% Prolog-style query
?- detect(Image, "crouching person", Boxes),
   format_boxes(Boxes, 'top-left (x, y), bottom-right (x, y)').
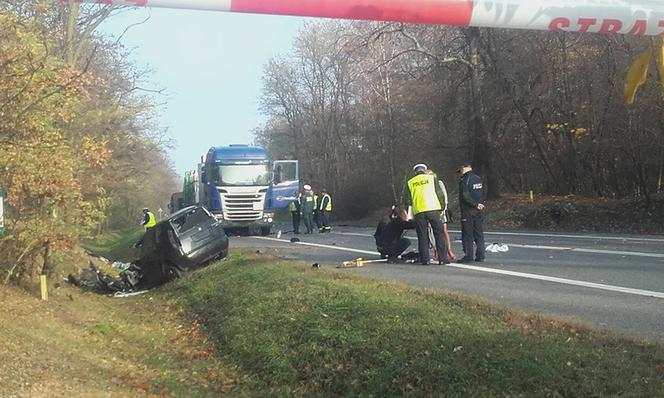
top-left (373, 206), bottom-right (415, 262)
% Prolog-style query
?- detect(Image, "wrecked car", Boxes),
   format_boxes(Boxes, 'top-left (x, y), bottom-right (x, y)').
top-left (71, 205), bottom-right (229, 293)
top-left (134, 205), bottom-right (229, 287)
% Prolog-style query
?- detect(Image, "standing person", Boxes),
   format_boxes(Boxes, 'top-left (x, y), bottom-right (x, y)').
top-left (301, 185), bottom-right (316, 234)
top-left (313, 190), bottom-right (323, 231)
top-left (436, 175), bottom-right (457, 262)
top-left (374, 206), bottom-right (415, 262)
top-left (457, 164), bottom-right (486, 263)
top-left (290, 192), bottom-right (302, 234)
top-left (141, 208), bottom-right (156, 230)
top-left (404, 164), bottom-right (450, 265)
top-left (318, 189), bottom-right (332, 232)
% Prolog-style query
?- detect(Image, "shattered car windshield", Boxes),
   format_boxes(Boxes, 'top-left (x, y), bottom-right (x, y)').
top-left (171, 207), bottom-right (212, 233)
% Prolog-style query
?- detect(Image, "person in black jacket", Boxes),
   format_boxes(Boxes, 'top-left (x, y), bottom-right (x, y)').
top-left (374, 206), bottom-right (416, 262)
top-left (457, 164), bottom-right (486, 263)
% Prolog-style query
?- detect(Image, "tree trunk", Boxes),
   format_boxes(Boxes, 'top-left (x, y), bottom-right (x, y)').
top-left (465, 28), bottom-right (500, 200)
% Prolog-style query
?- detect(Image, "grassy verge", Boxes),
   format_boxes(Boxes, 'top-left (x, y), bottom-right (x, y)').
top-left (82, 227), bottom-right (144, 261)
top-left (0, 282), bottom-right (245, 397)
top-left (172, 251), bottom-right (664, 397)
top-left (5, 244), bottom-right (662, 396)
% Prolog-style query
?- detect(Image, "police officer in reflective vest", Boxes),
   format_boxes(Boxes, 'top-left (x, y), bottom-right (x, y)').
top-left (290, 192), bottom-right (302, 234)
top-left (404, 164), bottom-right (450, 265)
top-left (142, 208), bottom-right (156, 230)
top-left (318, 189), bottom-right (332, 232)
top-left (457, 163), bottom-right (486, 263)
top-left (313, 192), bottom-right (323, 230)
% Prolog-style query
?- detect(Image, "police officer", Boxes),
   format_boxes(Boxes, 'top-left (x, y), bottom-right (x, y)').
top-left (318, 189), bottom-right (332, 232)
top-left (457, 164), bottom-right (486, 263)
top-left (313, 190), bottom-right (323, 231)
top-left (290, 192), bottom-right (302, 234)
top-left (404, 164), bottom-right (450, 265)
top-left (141, 208), bottom-right (156, 230)
top-left (301, 185), bottom-right (316, 234)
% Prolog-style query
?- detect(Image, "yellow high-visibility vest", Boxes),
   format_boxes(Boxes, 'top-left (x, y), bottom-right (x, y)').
top-left (289, 200), bottom-right (298, 212)
top-left (144, 211), bottom-right (157, 229)
top-left (407, 173), bottom-right (442, 215)
top-left (321, 193), bottom-right (332, 211)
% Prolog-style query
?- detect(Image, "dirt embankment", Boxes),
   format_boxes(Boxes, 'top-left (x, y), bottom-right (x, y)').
top-left (342, 193), bottom-right (664, 235)
top-left (486, 193), bottom-right (664, 234)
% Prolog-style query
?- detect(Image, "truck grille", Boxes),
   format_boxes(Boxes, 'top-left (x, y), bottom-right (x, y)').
top-left (219, 189), bottom-right (266, 221)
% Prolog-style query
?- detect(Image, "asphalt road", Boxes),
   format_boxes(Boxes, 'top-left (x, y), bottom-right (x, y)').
top-left (230, 225), bottom-right (664, 342)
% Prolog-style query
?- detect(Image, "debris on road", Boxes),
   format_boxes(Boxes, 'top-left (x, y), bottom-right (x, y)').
top-left (337, 258), bottom-right (387, 268)
top-left (112, 290), bottom-right (149, 298)
top-left (111, 261), bottom-right (129, 270)
top-left (486, 243), bottom-right (509, 253)
top-left (67, 261), bottom-right (144, 294)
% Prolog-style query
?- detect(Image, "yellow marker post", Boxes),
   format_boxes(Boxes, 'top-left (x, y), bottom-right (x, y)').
top-left (529, 190), bottom-right (534, 203)
top-left (40, 275), bottom-right (48, 301)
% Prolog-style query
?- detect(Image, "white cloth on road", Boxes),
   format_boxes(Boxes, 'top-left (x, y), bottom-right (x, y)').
top-left (486, 243), bottom-right (509, 253)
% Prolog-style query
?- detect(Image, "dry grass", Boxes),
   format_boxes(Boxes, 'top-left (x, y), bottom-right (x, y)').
top-left (0, 282), bottom-right (243, 397)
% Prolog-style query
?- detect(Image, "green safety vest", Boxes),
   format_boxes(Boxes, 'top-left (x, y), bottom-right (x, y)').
top-left (321, 193), bottom-right (332, 211)
top-left (289, 200), bottom-right (298, 212)
top-left (407, 173), bottom-right (442, 215)
top-left (145, 211), bottom-right (157, 229)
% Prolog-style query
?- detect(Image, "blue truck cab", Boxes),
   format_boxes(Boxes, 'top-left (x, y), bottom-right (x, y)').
top-left (193, 145), bottom-right (298, 235)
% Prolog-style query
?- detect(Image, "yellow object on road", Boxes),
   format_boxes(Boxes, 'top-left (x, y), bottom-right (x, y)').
top-left (337, 257), bottom-right (387, 268)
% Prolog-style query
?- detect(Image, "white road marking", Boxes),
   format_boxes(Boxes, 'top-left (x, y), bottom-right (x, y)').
top-left (508, 243), bottom-right (664, 258)
top-left (333, 232), bottom-right (664, 259)
top-left (255, 236), bottom-right (380, 256)
top-left (337, 230), bottom-right (664, 243)
top-left (251, 236), bottom-right (664, 299)
top-left (450, 230), bottom-right (664, 243)
top-left (449, 263), bottom-right (664, 299)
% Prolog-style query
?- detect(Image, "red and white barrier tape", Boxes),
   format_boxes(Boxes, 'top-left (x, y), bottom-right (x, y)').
top-left (78, 0), bottom-right (664, 35)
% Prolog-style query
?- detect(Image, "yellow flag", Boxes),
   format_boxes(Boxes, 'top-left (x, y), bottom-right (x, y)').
top-left (624, 47), bottom-right (652, 104)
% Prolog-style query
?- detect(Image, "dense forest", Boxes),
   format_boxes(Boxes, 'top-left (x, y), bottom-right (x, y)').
top-left (0, 1), bottom-right (178, 283)
top-left (255, 21), bottom-right (664, 217)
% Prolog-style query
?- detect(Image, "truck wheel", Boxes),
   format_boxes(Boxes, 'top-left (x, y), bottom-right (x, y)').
top-left (260, 227), bottom-right (271, 236)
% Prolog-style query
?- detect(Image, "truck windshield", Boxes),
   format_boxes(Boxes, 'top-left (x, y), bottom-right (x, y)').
top-left (217, 164), bottom-right (271, 186)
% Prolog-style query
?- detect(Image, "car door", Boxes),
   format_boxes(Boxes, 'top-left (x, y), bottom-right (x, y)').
top-left (268, 160), bottom-right (299, 209)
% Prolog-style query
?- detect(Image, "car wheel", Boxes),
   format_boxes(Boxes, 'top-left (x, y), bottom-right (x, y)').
top-left (165, 263), bottom-right (183, 281)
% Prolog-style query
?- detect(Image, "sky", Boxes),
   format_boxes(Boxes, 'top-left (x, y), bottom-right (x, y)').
top-left (100, 7), bottom-right (306, 178)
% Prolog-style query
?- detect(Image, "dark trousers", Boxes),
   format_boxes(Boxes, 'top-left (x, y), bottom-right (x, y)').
top-left (414, 211), bottom-right (448, 264)
top-left (321, 211), bottom-right (330, 228)
top-left (291, 211), bottom-right (301, 233)
top-left (461, 211), bottom-right (485, 260)
top-left (314, 211), bottom-right (323, 229)
top-left (377, 237), bottom-right (410, 258)
top-left (303, 210), bottom-right (314, 233)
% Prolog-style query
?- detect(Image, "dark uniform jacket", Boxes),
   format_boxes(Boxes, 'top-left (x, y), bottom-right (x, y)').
top-left (374, 217), bottom-right (415, 247)
top-left (459, 171), bottom-right (485, 214)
